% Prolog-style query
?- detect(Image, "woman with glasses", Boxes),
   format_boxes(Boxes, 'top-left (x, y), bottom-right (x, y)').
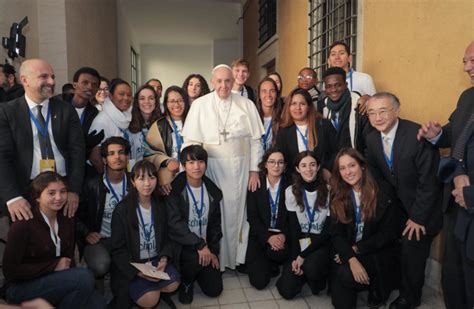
top-left (276, 88), bottom-right (335, 179)
top-left (329, 148), bottom-right (401, 309)
top-left (126, 85), bottom-right (161, 166)
top-left (276, 151), bottom-right (331, 299)
top-left (182, 74), bottom-right (210, 104)
top-left (256, 77), bottom-right (282, 152)
top-left (94, 76), bottom-right (110, 111)
top-left (145, 86), bottom-right (190, 194)
top-left (246, 147), bottom-right (289, 290)
top-left (111, 161), bottom-right (180, 309)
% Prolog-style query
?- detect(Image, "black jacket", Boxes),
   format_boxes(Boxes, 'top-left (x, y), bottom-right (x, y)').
top-left (156, 116), bottom-right (174, 157)
top-left (330, 191), bottom-right (401, 263)
top-left (0, 96), bottom-right (85, 210)
top-left (247, 174), bottom-right (289, 248)
top-left (276, 118), bottom-right (336, 177)
top-left (166, 172), bottom-right (223, 255)
top-left (365, 118), bottom-right (443, 234)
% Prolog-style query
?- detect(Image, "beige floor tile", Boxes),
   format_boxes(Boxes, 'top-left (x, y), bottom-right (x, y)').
top-left (248, 300), bottom-right (279, 309)
top-left (189, 292), bottom-right (219, 307)
top-left (277, 298), bottom-right (310, 309)
top-left (243, 287), bottom-right (274, 302)
top-left (223, 276), bottom-right (242, 290)
top-left (238, 274), bottom-right (252, 288)
top-left (218, 289), bottom-right (247, 305)
top-left (270, 285), bottom-right (282, 300)
top-left (220, 303), bottom-right (250, 309)
top-left (304, 294), bottom-right (332, 309)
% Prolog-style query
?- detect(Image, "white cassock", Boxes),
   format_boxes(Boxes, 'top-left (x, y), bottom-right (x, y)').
top-left (182, 92), bottom-right (264, 270)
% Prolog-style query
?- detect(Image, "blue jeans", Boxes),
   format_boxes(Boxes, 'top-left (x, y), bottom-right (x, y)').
top-left (6, 267), bottom-right (105, 309)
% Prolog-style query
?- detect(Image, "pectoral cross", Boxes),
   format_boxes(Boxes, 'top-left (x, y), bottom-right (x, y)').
top-left (220, 128), bottom-right (229, 141)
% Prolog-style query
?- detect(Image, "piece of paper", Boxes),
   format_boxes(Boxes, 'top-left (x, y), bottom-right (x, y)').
top-left (299, 237), bottom-right (311, 251)
top-left (131, 263), bottom-right (170, 280)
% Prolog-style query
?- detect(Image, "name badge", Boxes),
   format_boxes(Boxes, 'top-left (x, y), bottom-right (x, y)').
top-left (299, 237), bottom-right (311, 252)
top-left (40, 159), bottom-right (56, 173)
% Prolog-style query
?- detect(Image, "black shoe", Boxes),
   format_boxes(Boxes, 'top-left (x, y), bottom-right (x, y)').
top-left (367, 288), bottom-right (384, 308)
top-left (178, 282), bottom-right (194, 304)
top-left (389, 296), bottom-right (415, 309)
top-left (236, 264), bottom-right (247, 274)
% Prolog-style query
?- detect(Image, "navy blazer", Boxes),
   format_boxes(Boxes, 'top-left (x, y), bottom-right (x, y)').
top-left (0, 96), bottom-right (85, 209)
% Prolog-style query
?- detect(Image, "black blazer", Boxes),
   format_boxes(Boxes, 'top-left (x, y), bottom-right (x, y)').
top-left (275, 118), bottom-right (336, 178)
top-left (365, 118), bottom-right (443, 234)
top-left (0, 96), bottom-right (85, 209)
top-left (244, 84), bottom-right (257, 104)
top-left (330, 191), bottom-right (401, 263)
top-left (165, 172), bottom-right (223, 256)
top-left (438, 87), bottom-right (474, 212)
top-left (246, 175), bottom-right (289, 248)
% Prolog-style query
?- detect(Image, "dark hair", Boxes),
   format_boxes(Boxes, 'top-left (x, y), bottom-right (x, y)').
top-left (180, 145), bottom-right (208, 166)
top-left (62, 83), bottom-right (74, 93)
top-left (99, 76), bottom-right (110, 85)
top-left (2, 63), bottom-right (16, 75)
top-left (100, 136), bottom-right (131, 158)
top-left (109, 78), bottom-right (131, 95)
top-left (329, 41), bottom-right (351, 55)
top-left (268, 71), bottom-right (283, 94)
top-left (182, 74), bottom-right (210, 100)
top-left (280, 88), bottom-right (321, 150)
top-left (257, 77), bottom-right (282, 144)
top-left (72, 67), bottom-right (100, 83)
top-left (126, 160), bottom-right (160, 229)
top-left (129, 85), bottom-right (161, 133)
top-left (322, 67), bottom-right (346, 80)
top-left (257, 147), bottom-right (285, 177)
top-left (330, 148), bottom-right (377, 224)
top-left (29, 172), bottom-right (67, 208)
top-left (291, 151), bottom-right (328, 212)
top-left (163, 86), bottom-right (190, 123)
top-left (298, 67), bottom-right (317, 79)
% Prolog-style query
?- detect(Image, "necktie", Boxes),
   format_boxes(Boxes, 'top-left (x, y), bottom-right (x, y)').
top-left (37, 105), bottom-right (55, 160)
top-left (452, 113), bottom-right (474, 161)
top-left (383, 136), bottom-right (392, 160)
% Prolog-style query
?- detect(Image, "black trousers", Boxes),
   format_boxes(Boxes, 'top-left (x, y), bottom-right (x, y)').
top-left (246, 236), bottom-right (288, 290)
top-left (276, 246), bottom-right (330, 300)
top-left (180, 246), bottom-right (223, 297)
top-left (441, 204), bottom-right (474, 309)
top-left (330, 254), bottom-right (378, 309)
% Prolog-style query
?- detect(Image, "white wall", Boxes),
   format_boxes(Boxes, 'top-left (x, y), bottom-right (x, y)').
top-left (116, 4), bottom-right (140, 83)
top-left (212, 39), bottom-right (240, 67)
top-left (140, 44), bottom-right (213, 91)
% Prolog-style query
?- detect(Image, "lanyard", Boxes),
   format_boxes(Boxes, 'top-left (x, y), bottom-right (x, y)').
top-left (186, 183), bottom-right (205, 236)
top-left (40, 211), bottom-right (61, 257)
top-left (120, 128), bottom-right (130, 141)
top-left (348, 68), bottom-right (353, 92)
top-left (262, 120), bottom-right (272, 151)
top-left (136, 205), bottom-right (155, 256)
top-left (268, 178), bottom-right (282, 229)
top-left (331, 113), bottom-right (340, 131)
top-left (296, 126), bottom-right (309, 150)
top-left (170, 117), bottom-right (183, 161)
top-left (351, 190), bottom-right (362, 237)
top-left (381, 136), bottom-right (394, 170)
top-left (80, 110), bottom-right (86, 125)
top-left (104, 172), bottom-right (126, 204)
top-left (303, 191), bottom-right (317, 234)
top-left (28, 106), bottom-right (51, 138)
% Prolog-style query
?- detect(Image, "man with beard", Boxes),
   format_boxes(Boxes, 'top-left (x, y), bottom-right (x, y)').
top-left (318, 67), bottom-right (371, 155)
top-left (0, 59), bottom-right (85, 221)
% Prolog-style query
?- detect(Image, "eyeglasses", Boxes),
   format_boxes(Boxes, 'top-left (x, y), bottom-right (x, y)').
top-left (367, 108), bottom-right (395, 118)
top-left (167, 99), bottom-right (184, 105)
top-left (297, 75), bottom-right (314, 81)
top-left (267, 160), bottom-right (285, 167)
top-left (98, 87), bottom-right (109, 93)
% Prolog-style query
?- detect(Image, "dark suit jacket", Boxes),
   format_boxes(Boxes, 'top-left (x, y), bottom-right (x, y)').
top-left (365, 118), bottom-right (443, 234)
top-left (0, 96), bottom-right (85, 210)
top-left (244, 84), bottom-right (257, 104)
top-left (438, 87), bottom-right (474, 211)
top-left (453, 120), bottom-right (474, 259)
top-left (165, 172), bottom-right (223, 256)
top-left (275, 118), bottom-right (336, 178)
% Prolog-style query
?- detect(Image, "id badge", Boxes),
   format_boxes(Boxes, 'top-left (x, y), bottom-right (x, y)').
top-left (299, 237), bottom-right (311, 252)
top-left (40, 159), bottom-right (56, 173)
top-left (128, 159), bottom-right (136, 172)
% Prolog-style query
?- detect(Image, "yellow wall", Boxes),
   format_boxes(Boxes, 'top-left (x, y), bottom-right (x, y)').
top-left (362, 0), bottom-right (474, 125)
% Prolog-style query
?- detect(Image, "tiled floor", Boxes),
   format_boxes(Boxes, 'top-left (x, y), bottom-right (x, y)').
top-left (157, 269), bottom-right (445, 309)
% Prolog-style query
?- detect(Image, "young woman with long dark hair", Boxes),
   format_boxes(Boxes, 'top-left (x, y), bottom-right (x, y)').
top-left (256, 78), bottom-right (282, 151)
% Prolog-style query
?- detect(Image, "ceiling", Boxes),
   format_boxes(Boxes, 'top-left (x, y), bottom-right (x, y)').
top-left (118, 0), bottom-right (243, 46)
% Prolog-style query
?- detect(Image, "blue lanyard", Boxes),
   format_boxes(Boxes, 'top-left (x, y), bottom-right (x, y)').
top-left (136, 205), bottom-right (155, 247)
top-left (186, 183), bottom-right (205, 236)
top-left (80, 110), bottom-right (86, 125)
top-left (331, 113), bottom-right (340, 131)
top-left (28, 106), bottom-right (51, 138)
top-left (267, 178), bottom-right (282, 229)
top-left (104, 172), bottom-right (126, 204)
top-left (351, 190), bottom-right (362, 237)
top-left (262, 120), bottom-right (272, 151)
top-left (347, 68), bottom-right (353, 92)
top-left (303, 191), bottom-right (317, 233)
top-left (296, 126), bottom-right (309, 150)
top-left (170, 117), bottom-right (183, 161)
top-left (119, 128), bottom-right (129, 141)
top-left (381, 136), bottom-right (394, 170)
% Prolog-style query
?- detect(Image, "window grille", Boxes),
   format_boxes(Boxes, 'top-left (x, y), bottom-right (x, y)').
top-left (130, 47), bottom-right (138, 93)
top-left (258, 0), bottom-right (277, 47)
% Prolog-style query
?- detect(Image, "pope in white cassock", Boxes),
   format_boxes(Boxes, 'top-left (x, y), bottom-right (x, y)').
top-left (181, 64), bottom-right (264, 271)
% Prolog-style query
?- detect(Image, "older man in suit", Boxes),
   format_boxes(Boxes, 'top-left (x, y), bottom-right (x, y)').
top-left (365, 92), bottom-right (442, 309)
top-left (0, 59), bottom-right (85, 221)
